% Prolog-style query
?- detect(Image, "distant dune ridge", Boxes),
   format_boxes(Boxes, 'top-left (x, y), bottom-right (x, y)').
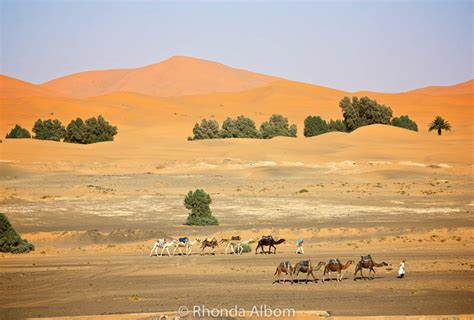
top-left (40, 56), bottom-right (281, 98)
top-left (0, 56), bottom-right (472, 169)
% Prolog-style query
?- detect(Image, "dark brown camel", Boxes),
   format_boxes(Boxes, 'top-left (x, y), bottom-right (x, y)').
top-left (323, 258), bottom-right (354, 282)
top-left (293, 260), bottom-right (325, 283)
top-left (354, 255), bottom-right (389, 280)
top-left (273, 261), bottom-right (294, 284)
top-left (200, 238), bottom-right (219, 255)
top-left (255, 236), bottom-right (286, 254)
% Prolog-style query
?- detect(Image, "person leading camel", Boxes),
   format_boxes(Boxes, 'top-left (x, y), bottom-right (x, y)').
top-left (295, 239), bottom-right (304, 254)
top-left (323, 258), bottom-right (354, 282)
top-left (293, 260), bottom-right (325, 284)
top-left (353, 254), bottom-right (389, 280)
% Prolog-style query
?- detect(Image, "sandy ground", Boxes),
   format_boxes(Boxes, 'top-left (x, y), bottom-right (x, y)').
top-left (1, 161), bottom-right (473, 319)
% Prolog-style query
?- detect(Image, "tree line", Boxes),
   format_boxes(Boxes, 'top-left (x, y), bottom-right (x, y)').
top-left (5, 115), bottom-right (117, 144)
top-left (189, 96), bottom-right (424, 140)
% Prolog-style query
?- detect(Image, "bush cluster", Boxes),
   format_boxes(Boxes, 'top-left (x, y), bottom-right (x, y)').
top-left (0, 213), bottom-right (34, 254)
top-left (189, 114), bottom-right (296, 140)
top-left (5, 115), bottom-right (117, 144)
top-left (5, 125), bottom-right (31, 139)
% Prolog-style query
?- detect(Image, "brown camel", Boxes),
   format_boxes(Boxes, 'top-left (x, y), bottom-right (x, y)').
top-left (255, 236), bottom-right (286, 254)
top-left (354, 255), bottom-right (389, 280)
top-left (293, 260), bottom-right (326, 284)
top-left (323, 258), bottom-right (354, 282)
top-left (200, 238), bottom-right (219, 255)
top-left (273, 261), bottom-right (294, 284)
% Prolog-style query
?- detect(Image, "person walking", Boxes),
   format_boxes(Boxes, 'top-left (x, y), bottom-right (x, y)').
top-left (397, 260), bottom-right (406, 278)
top-left (295, 239), bottom-right (304, 254)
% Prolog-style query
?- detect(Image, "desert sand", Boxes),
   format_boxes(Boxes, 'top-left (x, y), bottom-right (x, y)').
top-left (0, 57), bottom-right (473, 319)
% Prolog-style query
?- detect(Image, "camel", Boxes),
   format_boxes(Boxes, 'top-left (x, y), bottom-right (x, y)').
top-left (234, 238), bottom-right (258, 255)
top-left (293, 260), bottom-right (325, 283)
top-left (353, 255), bottom-right (389, 280)
top-left (219, 238), bottom-right (241, 255)
top-left (200, 238), bottom-right (219, 255)
top-left (255, 236), bottom-right (286, 254)
top-left (173, 239), bottom-right (201, 256)
top-left (149, 239), bottom-right (177, 257)
top-left (323, 258), bottom-right (354, 282)
top-left (274, 261), bottom-right (294, 284)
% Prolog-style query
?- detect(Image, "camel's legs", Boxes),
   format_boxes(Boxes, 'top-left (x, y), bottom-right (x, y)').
top-left (150, 244), bottom-right (157, 257)
top-left (186, 245), bottom-right (192, 256)
top-left (172, 245), bottom-right (179, 256)
top-left (310, 270), bottom-right (317, 283)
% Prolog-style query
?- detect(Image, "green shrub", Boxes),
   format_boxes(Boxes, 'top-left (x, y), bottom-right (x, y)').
top-left (304, 116), bottom-right (328, 137)
top-left (259, 114), bottom-right (297, 139)
top-left (0, 213), bottom-right (34, 253)
top-left (339, 96), bottom-right (393, 132)
top-left (327, 119), bottom-right (347, 132)
top-left (5, 124), bottom-right (31, 139)
top-left (191, 119), bottom-right (220, 140)
top-left (32, 119), bottom-right (66, 141)
top-left (391, 115), bottom-right (418, 132)
top-left (184, 189), bottom-right (218, 226)
top-left (219, 115), bottom-right (259, 138)
top-left (239, 243), bottom-right (251, 253)
top-left (64, 115), bottom-right (117, 144)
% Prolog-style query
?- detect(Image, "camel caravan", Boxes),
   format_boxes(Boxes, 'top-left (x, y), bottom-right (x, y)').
top-left (274, 255), bottom-right (390, 284)
top-left (149, 235), bottom-right (266, 256)
top-left (149, 236), bottom-right (393, 283)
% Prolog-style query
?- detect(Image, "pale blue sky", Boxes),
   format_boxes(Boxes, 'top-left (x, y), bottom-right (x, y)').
top-left (1, 1), bottom-right (472, 92)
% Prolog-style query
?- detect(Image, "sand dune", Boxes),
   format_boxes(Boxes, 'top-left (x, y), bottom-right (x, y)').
top-left (40, 56), bottom-right (280, 98)
top-left (1, 57), bottom-right (472, 172)
top-left (407, 79), bottom-right (473, 96)
top-left (0, 75), bottom-right (58, 98)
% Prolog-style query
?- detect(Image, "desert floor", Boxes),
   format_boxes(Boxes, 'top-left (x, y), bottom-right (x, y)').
top-left (1, 160), bottom-right (473, 319)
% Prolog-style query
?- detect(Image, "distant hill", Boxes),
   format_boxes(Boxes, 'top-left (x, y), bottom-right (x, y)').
top-left (0, 75), bottom-right (58, 98)
top-left (40, 56), bottom-right (280, 98)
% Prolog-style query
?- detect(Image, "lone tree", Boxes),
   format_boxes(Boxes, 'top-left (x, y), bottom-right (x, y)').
top-left (339, 96), bottom-right (393, 132)
top-left (259, 114), bottom-right (297, 139)
top-left (0, 213), bottom-right (34, 253)
top-left (5, 124), bottom-right (31, 139)
top-left (392, 115), bottom-right (418, 132)
top-left (32, 119), bottom-right (66, 141)
top-left (191, 119), bottom-right (220, 140)
top-left (184, 189), bottom-right (218, 226)
top-left (428, 116), bottom-right (451, 136)
top-left (304, 115), bottom-right (328, 137)
top-left (219, 115), bottom-right (259, 138)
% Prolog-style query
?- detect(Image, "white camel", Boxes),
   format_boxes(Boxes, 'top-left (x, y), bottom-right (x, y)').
top-left (173, 239), bottom-right (201, 256)
top-left (149, 239), bottom-right (177, 257)
top-left (234, 238), bottom-right (258, 255)
top-left (220, 238), bottom-right (241, 255)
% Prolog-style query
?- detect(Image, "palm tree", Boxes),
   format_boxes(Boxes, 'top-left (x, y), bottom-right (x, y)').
top-left (428, 116), bottom-right (451, 136)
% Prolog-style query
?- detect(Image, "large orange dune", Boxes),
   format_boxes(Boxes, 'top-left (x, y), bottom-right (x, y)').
top-left (0, 56), bottom-right (472, 171)
top-left (40, 56), bottom-right (280, 98)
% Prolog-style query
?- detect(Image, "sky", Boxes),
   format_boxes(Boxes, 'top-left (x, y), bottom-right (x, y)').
top-left (1, 1), bottom-right (472, 92)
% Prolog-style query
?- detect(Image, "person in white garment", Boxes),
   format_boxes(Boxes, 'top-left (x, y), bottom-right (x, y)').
top-left (295, 239), bottom-right (304, 254)
top-left (398, 260), bottom-right (406, 278)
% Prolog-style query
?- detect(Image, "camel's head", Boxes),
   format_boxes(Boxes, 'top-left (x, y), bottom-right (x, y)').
top-left (347, 260), bottom-right (355, 266)
top-left (381, 262), bottom-right (388, 266)
top-left (315, 261), bottom-right (326, 270)
top-left (275, 238), bottom-right (286, 245)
